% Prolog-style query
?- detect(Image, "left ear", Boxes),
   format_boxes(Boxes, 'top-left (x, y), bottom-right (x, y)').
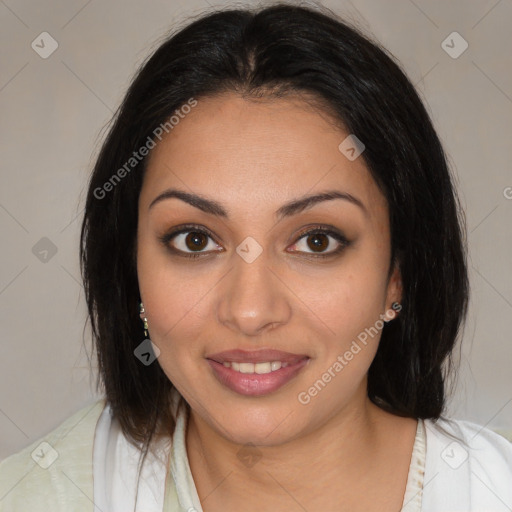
top-left (385, 261), bottom-right (403, 309)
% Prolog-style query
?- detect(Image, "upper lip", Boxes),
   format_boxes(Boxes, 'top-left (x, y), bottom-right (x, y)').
top-left (207, 349), bottom-right (309, 365)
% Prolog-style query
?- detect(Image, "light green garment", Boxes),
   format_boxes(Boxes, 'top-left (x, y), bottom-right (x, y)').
top-left (0, 399), bottom-right (182, 511)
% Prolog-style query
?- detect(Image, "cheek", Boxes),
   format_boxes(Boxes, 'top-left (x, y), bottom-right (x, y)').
top-left (318, 260), bottom-right (389, 331)
top-left (300, 270), bottom-right (386, 408)
top-left (136, 242), bottom-right (214, 362)
top-left (140, 278), bottom-right (211, 352)
top-left (309, 258), bottom-right (389, 387)
top-left (137, 233), bottom-right (192, 317)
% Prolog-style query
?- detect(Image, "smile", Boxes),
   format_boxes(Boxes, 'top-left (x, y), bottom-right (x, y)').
top-left (206, 349), bottom-right (310, 396)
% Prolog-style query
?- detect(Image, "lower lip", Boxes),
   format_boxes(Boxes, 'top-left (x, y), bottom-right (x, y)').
top-left (207, 358), bottom-right (309, 397)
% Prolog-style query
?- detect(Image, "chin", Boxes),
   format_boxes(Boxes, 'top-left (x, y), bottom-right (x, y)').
top-left (201, 399), bottom-right (307, 446)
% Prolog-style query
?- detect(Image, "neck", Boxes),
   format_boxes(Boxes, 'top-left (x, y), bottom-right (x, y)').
top-left (185, 385), bottom-right (410, 509)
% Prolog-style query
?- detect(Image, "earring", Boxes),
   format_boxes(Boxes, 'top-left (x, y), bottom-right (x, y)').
top-left (384, 301), bottom-right (401, 323)
top-left (139, 302), bottom-right (149, 338)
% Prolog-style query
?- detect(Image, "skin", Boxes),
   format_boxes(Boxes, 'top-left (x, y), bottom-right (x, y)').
top-left (136, 92), bottom-right (417, 511)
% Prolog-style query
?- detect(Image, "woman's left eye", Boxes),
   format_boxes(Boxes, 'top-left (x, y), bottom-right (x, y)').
top-left (288, 227), bottom-right (350, 258)
top-left (159, 224), bottom-right (350, 259)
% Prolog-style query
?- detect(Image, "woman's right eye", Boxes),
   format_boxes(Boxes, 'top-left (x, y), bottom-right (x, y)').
top-left (159, 225), bottom-right (222, 259)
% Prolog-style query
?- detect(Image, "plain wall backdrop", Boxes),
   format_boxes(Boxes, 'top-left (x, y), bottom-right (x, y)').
top-left (1, 0), bottom-right (511, 459)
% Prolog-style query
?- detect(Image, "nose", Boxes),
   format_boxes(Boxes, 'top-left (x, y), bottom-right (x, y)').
top-left (216, 248), bottom-right (292, 337)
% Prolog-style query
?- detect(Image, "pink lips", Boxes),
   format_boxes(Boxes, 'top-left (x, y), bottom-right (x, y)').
top-left (206, 349), bottom-right (310, 397)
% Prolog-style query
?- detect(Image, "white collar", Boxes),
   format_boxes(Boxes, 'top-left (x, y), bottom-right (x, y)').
top-left (94, 399), bottom-right (425, 512)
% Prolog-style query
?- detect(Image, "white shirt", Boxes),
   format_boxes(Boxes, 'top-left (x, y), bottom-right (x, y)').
top-left (93, 400), bottom-right (512, 511)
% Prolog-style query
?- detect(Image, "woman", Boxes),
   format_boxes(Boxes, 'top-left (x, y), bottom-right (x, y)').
top-left (1, 3), bottom-right (511, 511)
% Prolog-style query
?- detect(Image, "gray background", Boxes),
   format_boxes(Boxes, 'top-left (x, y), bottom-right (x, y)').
top-left (1, 0), bottom-right (511, 459)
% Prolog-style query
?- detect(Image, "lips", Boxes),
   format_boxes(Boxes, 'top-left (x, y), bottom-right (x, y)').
top-left (206, 349), bottom-right (310, 396)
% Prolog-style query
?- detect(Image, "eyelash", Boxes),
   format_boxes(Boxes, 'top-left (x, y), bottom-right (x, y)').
top-left (158, 223), bottom-right (350, 260)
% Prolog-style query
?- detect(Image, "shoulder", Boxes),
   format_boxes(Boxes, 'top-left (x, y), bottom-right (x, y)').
top-left (0, 398), bottom-right (106, 512)
top-left (422, 416), bottom-right (512, 511)
top-left (425, 415), bottom-right (512, 465)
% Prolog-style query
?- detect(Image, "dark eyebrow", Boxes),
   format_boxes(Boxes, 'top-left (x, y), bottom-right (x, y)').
top-left (148, 188), bottom-right (368, 219)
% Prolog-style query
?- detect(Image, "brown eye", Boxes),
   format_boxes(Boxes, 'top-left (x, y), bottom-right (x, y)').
top-left (184, 232), bottom-right (209, 251)
top-left (159, 225), bottom-right (221, 258)
top-left (306, 233), bottom-right (329, 252)
top-left (288, 226), bottom-right (350, 258)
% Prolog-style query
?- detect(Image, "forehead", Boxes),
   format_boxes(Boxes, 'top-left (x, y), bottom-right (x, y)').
top-left (141, 93), bottom-right (386, 222)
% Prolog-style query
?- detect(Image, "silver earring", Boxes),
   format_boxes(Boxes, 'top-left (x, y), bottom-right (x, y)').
top-left (139, 302), bottom-right (149, 338)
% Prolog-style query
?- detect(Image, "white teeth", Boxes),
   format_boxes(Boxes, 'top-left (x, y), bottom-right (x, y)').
top-left (255, 362), bottom-right (271, 374)
top-left (221, 360), bottom-right (287, 374)
top-left (239, 363), bottom-right (254, 374)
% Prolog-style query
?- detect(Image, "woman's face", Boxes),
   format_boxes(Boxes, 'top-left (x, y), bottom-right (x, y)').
top-left (137, 92), bottom-right (402, 446)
